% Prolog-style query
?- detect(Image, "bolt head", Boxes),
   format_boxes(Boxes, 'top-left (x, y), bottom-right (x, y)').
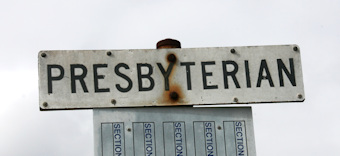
top-left (167, 54), bottom-right (177, 63)
top-left (43, 102), bottom-right (48, 107)
top-left (293, 46), bottom-right (299, 51)
top-left (111, 99), bottom-right (116, 105)
top-left (107, 51), bottom-right (112, 56)
top-left (230, 49), bottom-right (236, 53)
top-left (41, 53), bottom-right (46, 57)
top-left (170, 92), bottom-right (179, 101)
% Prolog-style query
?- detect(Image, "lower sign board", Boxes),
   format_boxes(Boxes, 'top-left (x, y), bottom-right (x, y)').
top-left (39, 45), bottom-right (304, 110)
top-left (93, 107), bottom-right (256, 156)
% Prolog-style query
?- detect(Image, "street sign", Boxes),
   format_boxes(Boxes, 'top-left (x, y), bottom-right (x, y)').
top-left (39, 45), bottom-right (304, 110)
top-left (93, 107), bottom-right (256, 156)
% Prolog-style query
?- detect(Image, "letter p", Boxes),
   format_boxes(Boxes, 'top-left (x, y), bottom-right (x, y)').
top-left (47, 65), bottom-right (64, 93)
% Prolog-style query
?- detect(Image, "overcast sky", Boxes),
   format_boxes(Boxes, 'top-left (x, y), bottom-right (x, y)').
top-left (1, 0), bottom-right (339, 156)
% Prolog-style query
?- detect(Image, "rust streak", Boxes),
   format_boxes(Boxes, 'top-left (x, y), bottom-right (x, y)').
top-left (159, 84), bottom-right (184, 105)
top-left (157, 53), bottom-right (187, 105)
top-left (156, 38), bottom-right (185, 106)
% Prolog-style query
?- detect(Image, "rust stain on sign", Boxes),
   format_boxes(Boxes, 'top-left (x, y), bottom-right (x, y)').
top-left (157, 52), bottom-right (187, 105)
top-left (159, 84), bottom-right (185, 105)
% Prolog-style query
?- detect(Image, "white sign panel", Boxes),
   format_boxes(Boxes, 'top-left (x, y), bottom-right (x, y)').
top-left (38, 45), bottom-right (304, 110)
top-left (93, 107), bottom-right (256, 156)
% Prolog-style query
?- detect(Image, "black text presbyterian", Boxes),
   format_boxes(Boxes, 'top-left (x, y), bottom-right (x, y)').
top-left (46, 59), bottom-right (296, 94)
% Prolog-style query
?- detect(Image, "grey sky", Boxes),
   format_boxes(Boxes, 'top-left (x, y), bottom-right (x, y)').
top-left (1, 0), bottom-right (339, 155)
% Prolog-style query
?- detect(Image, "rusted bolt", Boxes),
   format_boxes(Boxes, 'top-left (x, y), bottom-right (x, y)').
top-left (170, 92), bottom-right (179, 101)
top-left (233, 97), bottom-right (239, 103)
top-left (127, 128), bottom-right (131, 132)
top-left (111, 99), bottom-right (116, 105)
top-left (167, 54), bottom-right (177, 63)
top-left (217, 126), bottom-right (222, 130)
top-left (41, 53), bottom-right (46, 57)
top-left (42, 102), bottom-right (48, 107)
top-left (293, 46), bottom-right (299, 51)
top-left (297, 94), bottom-right (303, 99)
top-left (107, 51), bottom-right (112, 56)
top-left (230, 49), bottom-right (236, 53)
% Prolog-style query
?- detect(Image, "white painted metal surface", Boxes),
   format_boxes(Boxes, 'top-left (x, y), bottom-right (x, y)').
top-left (38, 45), bottom-right (304, 110)
top-left (93, 107), bottom-right (256, 156)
